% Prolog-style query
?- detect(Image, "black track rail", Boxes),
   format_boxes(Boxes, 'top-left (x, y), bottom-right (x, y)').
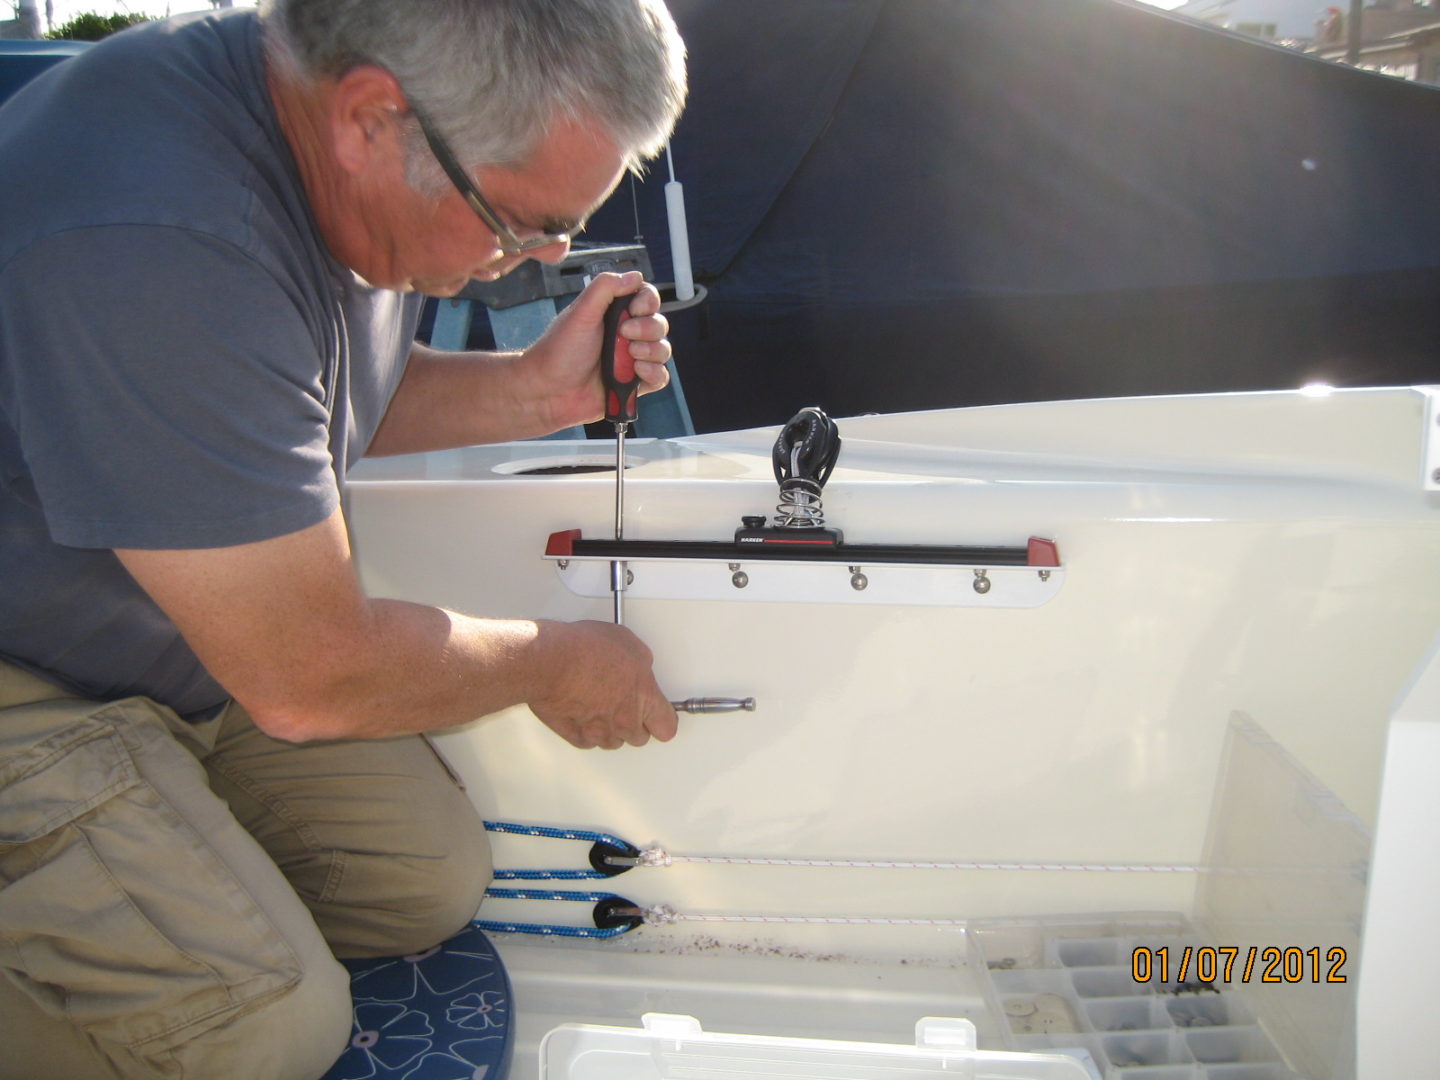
top-left (562, 537), bottom-right (1034, 566)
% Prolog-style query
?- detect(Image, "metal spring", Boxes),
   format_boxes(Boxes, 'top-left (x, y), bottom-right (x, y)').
top-left (774, 476), bottom-right (827, 528)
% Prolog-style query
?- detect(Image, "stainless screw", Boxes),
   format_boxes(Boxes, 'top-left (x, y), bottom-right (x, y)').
top-left (732, 570), bottom-right (749, 589)
top-left (626, 569), bottom-right (635, 586)
top-left (1038, 569), bottom-right (1051, 582)
top-left (850, 570), bottom-right (869, 591)
top-left (557, 559), bottom-right (569, 570)
top-left (973, 569), bottom-right (992, 595)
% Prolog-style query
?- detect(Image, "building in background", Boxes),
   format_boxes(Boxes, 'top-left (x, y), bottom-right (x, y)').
top-left (1310, 1), bottom-right (1440, 80)
top-left (1171, 0), bottom-right (1440, 56)
top-left (1, 0), bottom-right (41, 39)
top-left (1167, 1), bottom-right (1440, 84)
top-left (1169, 0), bottom-right (1335, 45)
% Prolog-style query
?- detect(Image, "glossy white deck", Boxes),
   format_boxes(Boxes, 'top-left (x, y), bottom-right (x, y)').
top-left (348, 387), bottom-right (1440, 1080)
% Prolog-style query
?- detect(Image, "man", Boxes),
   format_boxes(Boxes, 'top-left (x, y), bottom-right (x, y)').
top-left (0, 1), bottom-right (687, 1077)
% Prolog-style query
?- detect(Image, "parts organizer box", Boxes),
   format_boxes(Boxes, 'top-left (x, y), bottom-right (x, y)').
top-left (969, 914), bottom-right (1303, 1080)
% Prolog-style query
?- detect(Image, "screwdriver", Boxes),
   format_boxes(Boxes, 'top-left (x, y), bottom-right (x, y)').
top-left (600, 295), bottom-right (639, 625)
top-left (599, 295), bottom-right (758, 718)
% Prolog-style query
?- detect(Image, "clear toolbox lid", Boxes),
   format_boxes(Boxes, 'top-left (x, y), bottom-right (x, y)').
top-left (539, 1013), bottom-right (1095, 1080)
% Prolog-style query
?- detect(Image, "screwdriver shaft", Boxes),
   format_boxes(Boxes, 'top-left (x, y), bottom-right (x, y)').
top-left (612, 423), bottom-right (627, 625)
top-left (614, 424), bottom-right (626, 542)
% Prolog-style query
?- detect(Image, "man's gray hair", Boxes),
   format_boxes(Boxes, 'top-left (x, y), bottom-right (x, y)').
top-left (261, 0), bottom-right (686, 177)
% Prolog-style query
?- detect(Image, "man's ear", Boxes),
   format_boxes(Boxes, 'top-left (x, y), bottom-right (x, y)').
top-left (331, 65), bottom-right (407, 178)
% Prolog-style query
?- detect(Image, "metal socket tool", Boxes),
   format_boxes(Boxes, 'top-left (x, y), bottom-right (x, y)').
top-left (669, 697), bottom-right (757, 714)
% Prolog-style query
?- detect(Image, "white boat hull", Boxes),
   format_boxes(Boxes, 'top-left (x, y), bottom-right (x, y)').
top-left (348, 387), bottom-right (1440, 1080)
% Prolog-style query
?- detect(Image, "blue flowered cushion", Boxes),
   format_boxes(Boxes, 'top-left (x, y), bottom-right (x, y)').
top-left (321, 924), bottom-right (513, 1080)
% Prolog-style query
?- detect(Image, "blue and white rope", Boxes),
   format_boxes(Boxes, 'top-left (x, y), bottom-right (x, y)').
top-left (482, 819), bottom-right (633, 851)
top-left (485, 887), bottom-right (617, 903)
top-left (472, 919), bottom-right (634, 940)
top-left (492, 868), bottom-right (608, 881)
top-left (479, 821), bottom-right (642, 938)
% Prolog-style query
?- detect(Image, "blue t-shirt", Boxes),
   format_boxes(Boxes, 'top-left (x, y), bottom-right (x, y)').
top-left (0, 11), bottom-right (423, 717)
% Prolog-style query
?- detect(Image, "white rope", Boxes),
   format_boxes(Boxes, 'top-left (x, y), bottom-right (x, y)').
top-left (636, 904), bottom-right (968, 927)
top-left (630, 847), bottom-right (1213, 875)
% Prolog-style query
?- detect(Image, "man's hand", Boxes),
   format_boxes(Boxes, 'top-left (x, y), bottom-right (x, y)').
top-left (518, 270), bottom-right (672, 434)
top-left (367, 271), bottom-right (671, 455)
top-left (115, 510), bottom-right (679, 747)
top-left (529, 620), bottom-right (679, 749)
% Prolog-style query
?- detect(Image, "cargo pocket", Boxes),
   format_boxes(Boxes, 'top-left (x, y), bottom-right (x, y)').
top-left (0, 697), bottom-right (306, 1056)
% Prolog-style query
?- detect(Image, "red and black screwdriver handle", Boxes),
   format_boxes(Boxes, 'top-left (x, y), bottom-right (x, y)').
top-left (600, 295), bottom-right (639, 427)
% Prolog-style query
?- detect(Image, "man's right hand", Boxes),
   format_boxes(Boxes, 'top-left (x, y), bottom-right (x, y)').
top-left (528, 620), bottom-right (678, 750)
top-left (116, 508), bottom-right (679, 746)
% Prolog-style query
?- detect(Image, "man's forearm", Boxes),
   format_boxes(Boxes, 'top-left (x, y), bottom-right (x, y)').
top-left (246, 599), bottom-right (672, 749)
top-left (118, 508), bottom-right (675, 749)
top-left (369, 278), bottom-right (672, 457)
top-left (244, 598), bottom-right (550, 740)
top-left (366, 344), bottom-right (560, 456)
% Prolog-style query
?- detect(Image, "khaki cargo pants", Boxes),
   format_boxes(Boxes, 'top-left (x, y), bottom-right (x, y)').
top-left (0, 660), bottom-right (492, 1080)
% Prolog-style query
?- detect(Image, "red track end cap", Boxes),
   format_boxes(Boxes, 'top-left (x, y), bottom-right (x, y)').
top-left (1026, 537), bottom-right (1060, 567)
top-left (546, 529), bottom-right (583, 557)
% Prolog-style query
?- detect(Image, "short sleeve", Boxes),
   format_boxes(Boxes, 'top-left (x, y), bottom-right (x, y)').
top-left (1, 225), bottom-right (340, 550)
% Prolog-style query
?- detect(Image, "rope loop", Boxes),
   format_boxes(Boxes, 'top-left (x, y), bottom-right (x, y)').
top-left (483, 819), bottom-right (640, 881)
top-left (479, 885), bottom-right (644, 939)
top-left (483, 819), bottom-right (634, 852)
top-left (480, 821), bottom-right (646, 937)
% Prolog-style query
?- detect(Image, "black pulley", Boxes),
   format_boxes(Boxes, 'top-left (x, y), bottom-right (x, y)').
top-left (588, 836), bottom-right (640, 876)
top-left (772, 406), bottom-right (841, 493)
top-left (592, 895), bottom-right (644, 932)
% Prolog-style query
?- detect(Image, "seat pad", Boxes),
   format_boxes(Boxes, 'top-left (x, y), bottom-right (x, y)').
top-left (321, 924), bottom-right (513, 1080)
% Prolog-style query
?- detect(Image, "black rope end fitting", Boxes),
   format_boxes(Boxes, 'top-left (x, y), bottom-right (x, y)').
top-left (588, 837), bottom-right (640, 876)
top-left (592, 896), bottom-right (644, 933)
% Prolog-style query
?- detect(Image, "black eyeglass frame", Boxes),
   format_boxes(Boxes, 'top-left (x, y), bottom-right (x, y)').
top-left (409, 105), bottom-right (573, 257)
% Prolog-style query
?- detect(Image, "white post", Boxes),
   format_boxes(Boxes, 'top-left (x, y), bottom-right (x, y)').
top-left (663, 144), bottom-right (695, 303)
top-left (16, 0), bottom-right (42, 38)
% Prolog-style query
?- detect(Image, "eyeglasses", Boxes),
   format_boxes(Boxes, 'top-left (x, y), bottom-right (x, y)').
top-left (409, 105), bottom-right (573, 257)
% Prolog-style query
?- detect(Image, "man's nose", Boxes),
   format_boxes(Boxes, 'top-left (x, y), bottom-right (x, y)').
top-left (527, 236), bottom-right (572, 265)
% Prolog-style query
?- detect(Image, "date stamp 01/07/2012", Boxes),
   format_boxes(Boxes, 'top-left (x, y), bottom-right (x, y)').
top-left (1131, 945), bottom-right (1349, 987)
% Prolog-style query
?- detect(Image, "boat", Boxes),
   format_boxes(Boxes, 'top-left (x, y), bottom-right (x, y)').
top-left (343, 384), bottom-right (1440, 1079)
top-left (6, 7), bottom-right (1437, 1077)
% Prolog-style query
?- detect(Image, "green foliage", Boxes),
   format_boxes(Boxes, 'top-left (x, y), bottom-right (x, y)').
top-left (46, 11), bottom-right (153, 41)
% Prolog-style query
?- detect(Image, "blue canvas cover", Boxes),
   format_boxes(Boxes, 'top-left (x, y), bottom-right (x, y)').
top-left (587, 0), bottom-right (1440, 431)
top-left (0, 40), bottom-right (88, 105)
